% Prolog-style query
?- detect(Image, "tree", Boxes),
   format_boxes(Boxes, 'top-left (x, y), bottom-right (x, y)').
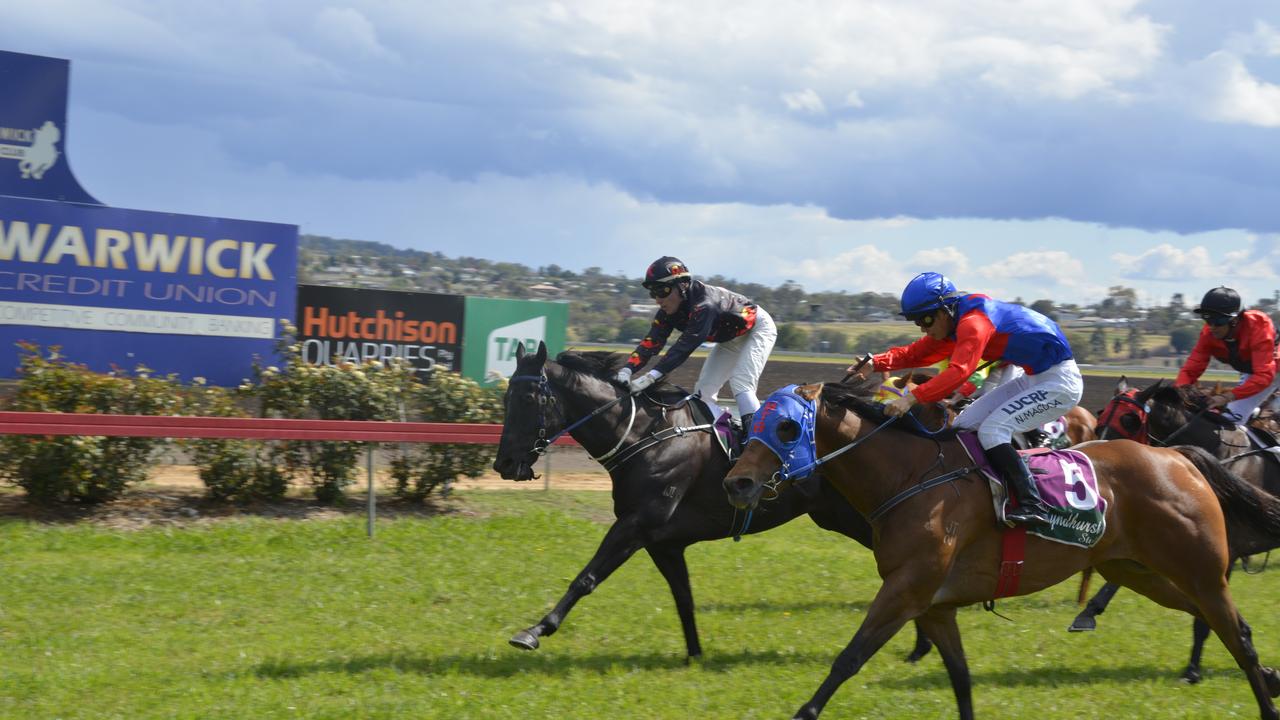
top-left (1170, 325), bottom-right (1200, 353)
top-left (1127, 327), bottom-right (1144, 359)
top-left (616, 318), bottom-right (651, 343)
top-left (1090, 327), bottom-right (1108, 358)
top-left (776, 323), bottom-right (810, 351)
top-left (812, 328), bottom-right (849, 354)
top-left (1029, 299), bottom-right (1056, 320)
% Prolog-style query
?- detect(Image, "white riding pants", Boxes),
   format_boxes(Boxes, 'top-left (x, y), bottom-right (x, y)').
top-left (1226, 372), bottom-right (1280, 422)
top-left (695, 307), bottom-right (777, 416)
top-left (953, 359), bottom-right (1084, 450)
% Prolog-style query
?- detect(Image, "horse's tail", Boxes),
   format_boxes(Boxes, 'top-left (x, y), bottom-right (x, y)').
top-left (1174, 445), bottom-right (1280, 556)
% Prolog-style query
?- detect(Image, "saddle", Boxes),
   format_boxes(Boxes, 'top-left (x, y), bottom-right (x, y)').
top-left (687, 395), bottom-right (738, 460)
top-left (957, 433), bottom-right (1107, 549)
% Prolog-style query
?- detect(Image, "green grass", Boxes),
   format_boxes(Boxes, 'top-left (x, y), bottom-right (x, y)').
top-left (2, 490), bottom-right (1278, 719)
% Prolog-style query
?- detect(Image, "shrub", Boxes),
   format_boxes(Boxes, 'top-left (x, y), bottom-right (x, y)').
top-left (180, 382), bottom-right (290, 503)
top-left (0, 343), bottom-right (183, 504)
top-left (249, 328), bottom-right (415, 504)
top-left (389, 371), bottom-right (505, 502)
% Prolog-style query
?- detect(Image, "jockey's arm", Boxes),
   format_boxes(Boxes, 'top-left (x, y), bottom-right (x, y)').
top-left (909, 312), bottom-right (994, 404)
top-left (626, 314), bottom-right (675, 371)
top-left (1175, 328), bottom-right (1214, 387)
top-left (652, 305), bottom-right (714, 376)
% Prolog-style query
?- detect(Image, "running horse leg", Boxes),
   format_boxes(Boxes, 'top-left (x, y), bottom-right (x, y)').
top-left (509, 513), bottom-right (646, 652)
top-left (792, 573), bottom-right (957, 719)
top-left (914, 605), bottom-right (973, 720)
top-left (1182, 563), bottom-right (1236, 684)
top-left (1068, 581), bottom-right (1121, 632)
top-left (645, 541), bottom-right (703, 660)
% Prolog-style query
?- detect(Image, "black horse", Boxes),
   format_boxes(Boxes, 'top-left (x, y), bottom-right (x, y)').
top-left (492, 343), bottom-right (932, 661)
top-left (1074, 377), bottom-right (1280, 682)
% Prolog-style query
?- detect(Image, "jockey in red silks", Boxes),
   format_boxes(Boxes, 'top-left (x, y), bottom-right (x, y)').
top-left (615, 256), bottom-right (778, 432)
top-left (1176, 286), bottom-right (1280, 424)
top-left (848, 272), bottom-right (1083, 526)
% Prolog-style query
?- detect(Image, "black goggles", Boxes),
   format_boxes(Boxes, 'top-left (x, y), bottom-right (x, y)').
top-left (1201, 312), bottom-right (1233, 327)
top-left (648, 284), bottom-right (675, 299)
top-left (908, 312), bottom-right (936, 328)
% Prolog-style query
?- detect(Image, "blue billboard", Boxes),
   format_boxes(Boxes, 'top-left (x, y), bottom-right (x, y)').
top-left (0, 196), bottom-right (297, 385)
top-left (0, 50), bottom-right (100, 205)
top-left (0, 50), bottom-right (298, 386)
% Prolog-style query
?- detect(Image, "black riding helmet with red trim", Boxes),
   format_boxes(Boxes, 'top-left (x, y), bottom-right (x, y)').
top-left (642, 256), bottom-right (693, 292)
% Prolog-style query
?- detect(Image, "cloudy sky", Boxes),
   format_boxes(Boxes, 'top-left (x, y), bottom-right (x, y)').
top-left (4, 1), bottom-right (1280, 307)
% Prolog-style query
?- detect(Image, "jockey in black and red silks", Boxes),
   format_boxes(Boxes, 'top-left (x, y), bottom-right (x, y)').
top-left (616, 256), bottom-right (777, 434)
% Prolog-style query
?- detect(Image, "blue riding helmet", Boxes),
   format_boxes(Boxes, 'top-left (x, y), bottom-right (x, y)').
top-left (899, 272), bottom-right (963, 319)
top-left (747, 384), bottom-right (819, 481)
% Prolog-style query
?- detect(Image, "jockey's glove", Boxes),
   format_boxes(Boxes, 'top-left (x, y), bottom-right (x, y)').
top-left (629, 370), bottom-right (661, 394)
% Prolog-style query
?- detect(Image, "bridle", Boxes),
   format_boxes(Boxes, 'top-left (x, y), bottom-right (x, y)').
top-left (1096, 390), bottom-right (1150, 444)
top-left (509, 372), bottom-right (636, 462)
top-left (507, 371), bottom-right (714, 471)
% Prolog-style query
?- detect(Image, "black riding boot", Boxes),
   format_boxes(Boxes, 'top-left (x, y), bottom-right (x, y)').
top-left (738, 412), bottom-right (754, 451)
top-left (987, 443), bottom-right (1052, 526)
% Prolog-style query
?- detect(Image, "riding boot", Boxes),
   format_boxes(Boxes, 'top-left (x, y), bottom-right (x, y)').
top-left (738, 412), bottom-right (754, 451)
top-left (987, 443), bottom-right (1052, 526)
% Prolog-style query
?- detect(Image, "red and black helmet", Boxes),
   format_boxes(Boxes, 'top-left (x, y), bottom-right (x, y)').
top-left (643, 256), bottom-right (692, 289)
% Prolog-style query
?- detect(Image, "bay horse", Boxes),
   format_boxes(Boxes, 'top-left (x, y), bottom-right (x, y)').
top-left (1073, 377), bottom-right (1280, 682)
top-left (723, 376), bottom-right (1280, 720)
top-left (491, 343), bottom-right (932, 661)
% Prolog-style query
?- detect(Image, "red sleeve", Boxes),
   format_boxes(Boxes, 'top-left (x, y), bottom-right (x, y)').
top-left (1234, 314), bottom-right (1278, 399)
top-left (871, 336), bottom-right (951, 373)
top-left (1175, 327), bottom-right (1215, 386)
top-left (910, 311), bottom-right (996, 404)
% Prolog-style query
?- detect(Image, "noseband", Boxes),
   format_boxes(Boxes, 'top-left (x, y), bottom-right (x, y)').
top-left (509, 373), bottom-right (635, 459)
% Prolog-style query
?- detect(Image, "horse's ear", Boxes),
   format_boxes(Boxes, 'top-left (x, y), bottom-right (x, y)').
top-left (1116, 376), bottom-right (1129, 394)
top-left (796, 382), bottom-right (823, 401)
top-left (515, 342), bottom-right (527, 361)
top-left (535, 341), bottom-right (547, 365)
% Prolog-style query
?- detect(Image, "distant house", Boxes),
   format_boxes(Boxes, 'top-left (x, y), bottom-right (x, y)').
top-left (527, 283), bottom-right (563, 295)
top-left (627, 303), bottom-right (654, 317)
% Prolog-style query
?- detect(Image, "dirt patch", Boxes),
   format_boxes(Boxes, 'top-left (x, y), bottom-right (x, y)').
top-left (0, 461), bottom-right (613, 530)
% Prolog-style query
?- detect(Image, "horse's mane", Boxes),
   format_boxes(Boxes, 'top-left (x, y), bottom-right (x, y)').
top-left (1142, 378), bottom-right (1211, 412)
top-left (554, 350), bottom-right (629, 377)
top-left (820, 375), bottom-right (957, 440)
top-left (552, 350), bottom-right (686, 400)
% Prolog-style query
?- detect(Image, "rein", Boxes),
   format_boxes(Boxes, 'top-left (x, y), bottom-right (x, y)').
top-left (509, 373), bottom-right (713, 469)
top-left (510, 373), bottom-right (631, 456)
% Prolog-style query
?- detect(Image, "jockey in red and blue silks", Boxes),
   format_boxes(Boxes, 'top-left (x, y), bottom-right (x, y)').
top-left (847, 271), bottom-right (1083, 527)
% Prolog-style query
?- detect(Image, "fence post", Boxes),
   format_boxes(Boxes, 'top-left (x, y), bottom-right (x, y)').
top-left (367, 445), bottom-right (376, 538)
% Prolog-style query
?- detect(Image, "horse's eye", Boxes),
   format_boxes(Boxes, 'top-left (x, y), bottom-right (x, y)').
top-left (1119, 414), bottom-right (1141, 433)
top-left (776, 419), bottom-right (801, 443)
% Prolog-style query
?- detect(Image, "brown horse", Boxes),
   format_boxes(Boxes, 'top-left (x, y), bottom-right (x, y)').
top-left (723, 376), bottom-right (1280, 720)
top-left (1074, 376), bottom-right (1280, 681)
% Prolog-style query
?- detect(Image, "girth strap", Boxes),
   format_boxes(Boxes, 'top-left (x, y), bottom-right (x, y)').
top-left (866, 465), bottom-right (976, 523)
top-left (601, 423), bottom-right (714, 472)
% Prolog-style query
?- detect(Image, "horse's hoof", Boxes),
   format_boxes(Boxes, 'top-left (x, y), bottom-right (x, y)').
top-left (1180, 667), bottom-right (1202, 685)
top-left (1263, 666), bottom-right (1280, 697)
top-left (792, 706), bottom-right (820, 720)
top-left (684, 652), bottom-right (703, 667)
top-left (905, 645), bottom-right (932, 663)
top-left (1067, 615), bottom-right (1096, 633)
top-left (509, 629), bottom-right (540, 651)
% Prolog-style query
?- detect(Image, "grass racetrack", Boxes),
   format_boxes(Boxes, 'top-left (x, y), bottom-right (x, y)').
top-left (4, 489), bottom-right (1280, 719)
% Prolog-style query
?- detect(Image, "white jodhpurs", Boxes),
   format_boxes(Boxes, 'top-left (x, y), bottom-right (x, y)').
top-left (1225, 372), bottom-right (1280, 423)
top-left (953, 359), bottom-right (1084, 449)
top-left (694, 307), bottom-right (777, 415)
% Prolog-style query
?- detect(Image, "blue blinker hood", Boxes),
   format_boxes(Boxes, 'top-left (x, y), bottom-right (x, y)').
top-left (747, 384), bottom-right (819, 480)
